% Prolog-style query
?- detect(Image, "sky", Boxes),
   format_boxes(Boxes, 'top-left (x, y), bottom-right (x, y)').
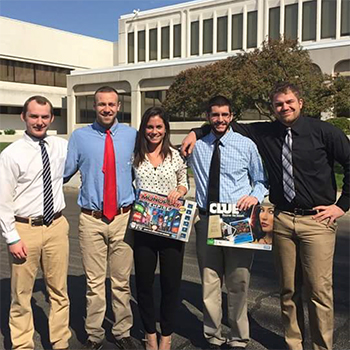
top-left (0, 0), bottom-right (191, 41)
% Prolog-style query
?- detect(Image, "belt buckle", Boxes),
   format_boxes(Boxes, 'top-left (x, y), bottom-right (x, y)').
top-left (293, 208), bottom-right (303, 215)
top-left (31, 217), bottom-right (44, 226)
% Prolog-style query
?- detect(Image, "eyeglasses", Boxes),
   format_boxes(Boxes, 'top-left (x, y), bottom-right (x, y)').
top-left (209, 112), bottom-right (232, 119)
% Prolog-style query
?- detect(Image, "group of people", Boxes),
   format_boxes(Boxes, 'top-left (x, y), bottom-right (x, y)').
top-left (0, 81), bottom-right (348, 350)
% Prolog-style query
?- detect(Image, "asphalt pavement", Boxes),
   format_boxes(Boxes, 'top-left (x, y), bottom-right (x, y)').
top-left (0, 188), bottom-right (349, 350)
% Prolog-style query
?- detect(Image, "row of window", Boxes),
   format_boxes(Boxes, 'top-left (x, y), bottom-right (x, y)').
top-left (127, 0), bottom-right (350, 63)
top-left (0, 105), bottom-right (62, 116)
top-left (0, 58), bottom-right (72, 87)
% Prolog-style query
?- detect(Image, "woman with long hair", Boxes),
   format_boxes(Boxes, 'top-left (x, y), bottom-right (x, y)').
top-left (133, 106), bottom-right (188, 350)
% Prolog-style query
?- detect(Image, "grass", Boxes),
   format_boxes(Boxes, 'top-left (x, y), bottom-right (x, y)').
top-left (0, 142), bottom-right (11, 152)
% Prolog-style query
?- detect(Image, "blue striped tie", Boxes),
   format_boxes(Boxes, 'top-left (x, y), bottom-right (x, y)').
top-left (39, 139), bottom-right (54, 226)
top-left (282, 127), bottom-right (296, 202)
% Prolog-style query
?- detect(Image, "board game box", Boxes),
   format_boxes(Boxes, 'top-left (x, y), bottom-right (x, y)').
top-left (129, 189), bottom-right (197, 242)
top-left (207, 203), bottom-right (273, 251)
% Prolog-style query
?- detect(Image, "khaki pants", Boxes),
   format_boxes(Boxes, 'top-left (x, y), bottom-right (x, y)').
top-left (195, 214), bottom-right (253, 348)
top-left (9, 216), bottom-right (70, 350)
top-left (79, 212), bottom-right (134, 343)
top-left (273, 211), bottom-right (337, 350)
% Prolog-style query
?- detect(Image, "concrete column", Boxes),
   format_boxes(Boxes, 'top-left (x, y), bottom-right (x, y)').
top-left (186, 10), bottom-right (191, 57)
top-left (170, 18), bottom-right (174, 59)
top-left (183, 10), bottom-right (188, 57)
top-left (199, 13), bottom-right (203, 56)
top-left (243, 5), bottom-right (247, 50)
top-left (227, 7), bottom-right (232, 51)
top-left (130, 83), bottom-right (142, 129)
top-left (146, 23), bottom-right (149, 62)
top-left (298, 0), bottom-right (303, 41)
top-left (157, 21), bottom-right (161, 61)
top-left (264, 0), bottom-right (269, 39)
top-left (134, 24), bottom-right (138, 63)
top-left (125, 28), bottom-right (128, 64)
top-left (316, 0), bottom-right (321, 41)
top-left (280, 0), bottom-right (285, 37)
top-left (213, 11), bottom-right (217, 54)
top-left (336, 0), bottom-right (341, 39)
top-left (257, 0), bottom-right (265, 45)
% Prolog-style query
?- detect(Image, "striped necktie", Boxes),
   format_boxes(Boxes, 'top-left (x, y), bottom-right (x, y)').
top-left (282, 127), bottom-right (296, 202)
top-left (39, 139), bottom-right (55, 225)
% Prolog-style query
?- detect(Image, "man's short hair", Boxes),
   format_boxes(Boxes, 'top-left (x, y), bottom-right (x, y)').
top-left (269, 82), bottom-right (302, 103)
top-left (206, 95), bottom-right (232, 114)
top-left (94, 86), bottom-right (119, 102)
top-left (22, 96), bottom-right (54, 117)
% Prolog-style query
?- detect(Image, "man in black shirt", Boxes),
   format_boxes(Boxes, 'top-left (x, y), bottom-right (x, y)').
top-left (181, 82), bottom-right (350, 350)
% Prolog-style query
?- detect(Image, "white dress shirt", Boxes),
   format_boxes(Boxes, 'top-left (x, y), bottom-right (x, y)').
top-left (0, 133), bottom-right (67, 244)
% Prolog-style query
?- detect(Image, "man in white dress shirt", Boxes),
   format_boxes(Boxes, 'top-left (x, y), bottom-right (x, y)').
top-left (0, 96), bottom-right (71, 350)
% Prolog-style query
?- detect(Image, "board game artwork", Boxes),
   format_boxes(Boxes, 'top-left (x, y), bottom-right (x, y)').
top-left (207, 203), bottom-right (274, 251)
top-left (129, 190), bottom-right (197, 242)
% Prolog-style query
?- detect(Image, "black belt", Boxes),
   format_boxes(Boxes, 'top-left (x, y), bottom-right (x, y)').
top-left (81, 205), bottom-right (132, 219)
top-left (15, 211), bottom-right (62, 226)
top-left (279, 208), bottom-right (318, 216)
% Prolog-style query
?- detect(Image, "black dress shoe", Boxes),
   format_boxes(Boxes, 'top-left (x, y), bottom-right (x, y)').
top-left (115, 336), bottom-right (135, 349)
top-left (82, 340), bottom-right (103, 350)
top-left (208, 343), bottom-right (221, 349)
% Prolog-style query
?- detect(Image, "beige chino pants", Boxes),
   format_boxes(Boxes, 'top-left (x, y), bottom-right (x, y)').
top-left (9, 216), bottom-right (70, 350)
top-left (195, 214), bottom-right (254, 348)
top-left (79, 212), bottom-right (134, 343)
top-left (273, 211), bottom-right (337, 350)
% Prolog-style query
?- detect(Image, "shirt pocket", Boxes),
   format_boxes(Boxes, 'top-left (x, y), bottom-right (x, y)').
top-left (51, 156), bottom-right (66, 180)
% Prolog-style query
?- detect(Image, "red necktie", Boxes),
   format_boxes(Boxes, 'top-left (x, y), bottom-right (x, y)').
top-left (103, 129), bottom-right (117, 220)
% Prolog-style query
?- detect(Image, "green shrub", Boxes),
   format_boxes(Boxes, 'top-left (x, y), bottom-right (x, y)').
top-left (4, 129), bottom-right (16, 135)
top-left (326, 117), bottom-right (350, 135)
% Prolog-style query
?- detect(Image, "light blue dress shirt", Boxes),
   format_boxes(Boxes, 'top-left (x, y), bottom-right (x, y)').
top-left (189, 128), bottom-right (268, 209)
top-left (64, 121), bottom-right (137, 210)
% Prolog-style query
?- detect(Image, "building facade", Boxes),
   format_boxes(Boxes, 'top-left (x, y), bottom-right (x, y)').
top-left (0, 16), bottom-right (116, 137)
top-left (67, 0), bottom-right (350, 143)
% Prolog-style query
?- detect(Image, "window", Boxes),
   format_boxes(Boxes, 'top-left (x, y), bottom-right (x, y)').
top-left (141, 90), bottom-right (167, 115)
top-left (247, 11), bottom-right (258, 48)
top-left (203, 18), bottom-right (213, 54)
top-left (0, 59), bottom-right (14, 81)
top-left (269, 7), bottom-right (280, 40)
top-left (0, 58), bottom-right (71, 87)
top-left (138, 30), bottom-right (145, 62)
top-left (149, 28), bottom-right (157, 61)
top-left (217, 16), bottom-right (228, 52)
top-left (232, 13), bottom-right (243, 50)
top-left (321, 0), bottom-right (336, 39)
top-left (161, 26), bottom-right (170, 59)
top-left (341, 0), bottom-right (350, 36)
top-left (173, 24), bottom-right (181, 58)
top-left (302, 1), bottom-right (317, 41)
top-left (191, 21), bottom-right (199, 55)
top-left (35, 64), bottom-right (55, 86)
top-left (285, 4), bottom-right (298, 40)
top-left (128, 32), bottom-right (134, 63)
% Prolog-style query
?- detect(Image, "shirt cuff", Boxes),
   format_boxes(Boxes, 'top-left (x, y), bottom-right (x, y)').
top-left (336, 195), bottom-right (350, 213)
top-left (3, 229), bottom-right (21, 245)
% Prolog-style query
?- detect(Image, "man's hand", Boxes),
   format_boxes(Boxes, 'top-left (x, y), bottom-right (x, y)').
top-left (8, 240), bottom-right (27, 260)
top-left (237, 195), bottom-right (258, 211)
top-left (181, 131), bottom-right (197, 157)
top-left (312, 204), bottom-right (345, 226)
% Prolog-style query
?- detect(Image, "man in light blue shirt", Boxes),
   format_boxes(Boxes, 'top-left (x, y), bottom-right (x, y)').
top-left (188, 96), bottom-right (267, 350)
top-left (64, 86), bottom-right (136, 350)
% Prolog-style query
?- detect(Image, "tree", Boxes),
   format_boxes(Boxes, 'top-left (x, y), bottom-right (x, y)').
top-left (163, 38), bottom-right (335, 120)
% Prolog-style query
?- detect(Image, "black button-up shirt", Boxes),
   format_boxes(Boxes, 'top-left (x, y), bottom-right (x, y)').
top-left (195, 116), bottom-right (350, 212)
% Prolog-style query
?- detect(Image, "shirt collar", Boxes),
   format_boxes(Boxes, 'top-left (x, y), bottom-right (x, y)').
top-left (23, 132), bottom-right (49, 149)
top-left (208, 127), bottom-right (233, 146)
top-left (93, 120), bottom-right (119, 135)
top-left (276, 115), bottom-right (305, 136)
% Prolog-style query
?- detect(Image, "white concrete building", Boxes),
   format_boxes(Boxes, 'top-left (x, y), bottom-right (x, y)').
top-left (0, 16), bottom-right (116, 137)
top-left (67, 0), bottom-right (350, 144)
top-left (1, 0), bottom-right (349, 143)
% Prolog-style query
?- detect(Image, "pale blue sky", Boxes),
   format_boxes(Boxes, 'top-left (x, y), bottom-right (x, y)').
top-left (0, 0), bottom-right (190, 41)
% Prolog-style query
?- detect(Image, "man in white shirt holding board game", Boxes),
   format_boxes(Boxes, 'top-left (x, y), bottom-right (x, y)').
top-left (188, 96), bottom-right (268, 350)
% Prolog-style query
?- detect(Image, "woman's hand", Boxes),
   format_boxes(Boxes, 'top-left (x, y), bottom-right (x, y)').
top-left (167, 189), bottom-right (183, 205)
